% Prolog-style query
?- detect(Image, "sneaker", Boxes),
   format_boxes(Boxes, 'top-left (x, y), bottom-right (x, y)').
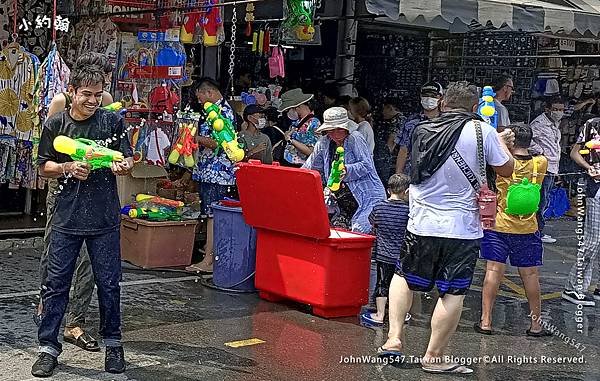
top-left (105, 346), bottom-right (126, 374)
top-left (541, 234), bottom-right (557, 244)
top-left (31, 353), bottom-right (58, 378)
top-left (593, 289), bottom-right (600, 301)
top-left (562, 290), bottom-right (596, 306)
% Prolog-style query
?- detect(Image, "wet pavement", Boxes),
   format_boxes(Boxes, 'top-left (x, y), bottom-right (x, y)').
top-left (0, 219), bottom-right (598, 381)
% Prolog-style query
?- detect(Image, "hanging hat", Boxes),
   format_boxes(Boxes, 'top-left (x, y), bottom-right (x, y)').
top-left (316, 107), bottom-right (350, 133)
top-left (277, 88), bottom-right (314, 112)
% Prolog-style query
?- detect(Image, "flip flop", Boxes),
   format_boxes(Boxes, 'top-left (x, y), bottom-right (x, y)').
top-left (422, 364), bottom-right (474, 374)
top-left (376, 346), bottom-right (404, 362)
top-left (185, 264), bottom-right (213, 274)
top-left (64, 328), bottom-right (100, 352)
top-left (360, 313), bottom-right (384, 327)
top-left (473, 322), bottom-right (493, 335)
top-left (526, 328), bottom-right (553, 337)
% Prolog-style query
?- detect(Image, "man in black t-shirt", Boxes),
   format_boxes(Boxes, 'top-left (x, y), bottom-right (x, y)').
top-left (32, 67), bottom-right (133, 378)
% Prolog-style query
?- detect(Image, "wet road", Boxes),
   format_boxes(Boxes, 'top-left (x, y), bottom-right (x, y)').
top-left (0, 219), bottom-right (598, 381)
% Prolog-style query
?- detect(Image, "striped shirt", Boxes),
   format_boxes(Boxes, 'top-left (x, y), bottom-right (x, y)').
top-left (369, 199), bottom-right (409, 264)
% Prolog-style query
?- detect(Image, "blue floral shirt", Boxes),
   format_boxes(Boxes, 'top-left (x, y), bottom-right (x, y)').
top-left (193, 99), bottom-right (237, 185)
top-left (284, 115), bottom-right (320, 165)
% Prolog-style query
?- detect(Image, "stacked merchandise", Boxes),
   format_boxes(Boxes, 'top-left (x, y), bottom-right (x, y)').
top-left (355, 31), bottom-right (430, 113)
top-left (431, 31), bottom-right (537, 123)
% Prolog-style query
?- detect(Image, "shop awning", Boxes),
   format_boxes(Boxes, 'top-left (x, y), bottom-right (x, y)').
top-left (365, 0), bottom-right (600, 36)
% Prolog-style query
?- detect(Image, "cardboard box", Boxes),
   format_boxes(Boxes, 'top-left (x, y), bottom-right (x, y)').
top-left (117, 163), bottom-right (168, 206)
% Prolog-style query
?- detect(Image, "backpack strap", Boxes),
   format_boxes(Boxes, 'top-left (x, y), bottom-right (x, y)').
top-left (511, 156), bottom-right (541, 184)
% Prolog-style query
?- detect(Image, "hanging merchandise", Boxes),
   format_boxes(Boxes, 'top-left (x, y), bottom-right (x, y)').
top-left (244, 3), bottom-right (255, 37)
top-left (269, 46), bottom-right (285, 78)
top-left (149, 83), bottom-right (180, 115)
top-left (181, 12), bottom-right (202, 44)
top-left (168, 111), bottom-right (201, 168)
top-left (202, 0), bottom-right (225, 47)
top-left (283, 0), bottom-right (317, 42)
top-left (0, 39), bottom-right (37, 141)
top-left (31, 43), bottom-right (70, 159)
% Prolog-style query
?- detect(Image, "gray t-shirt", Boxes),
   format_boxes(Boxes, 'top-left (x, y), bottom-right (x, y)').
top-left (495, 100), bottom-right (511, 127)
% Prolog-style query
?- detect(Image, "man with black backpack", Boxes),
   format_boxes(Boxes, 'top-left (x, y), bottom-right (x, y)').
top-left (377, 82), bottom-right (514, 374)
top-left (562, 117), bottom-right (600, 306)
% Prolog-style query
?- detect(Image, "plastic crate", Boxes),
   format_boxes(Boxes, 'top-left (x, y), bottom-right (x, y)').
top-left (120, 217), bottom-right (198, 268)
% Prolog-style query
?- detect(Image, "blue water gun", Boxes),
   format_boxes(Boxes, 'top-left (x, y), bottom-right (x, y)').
top-left (478, 86), bottom-right (497, 129)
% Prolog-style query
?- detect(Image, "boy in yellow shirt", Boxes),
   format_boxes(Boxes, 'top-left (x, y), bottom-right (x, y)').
top-left (475, 124), bottom-right (552, 337)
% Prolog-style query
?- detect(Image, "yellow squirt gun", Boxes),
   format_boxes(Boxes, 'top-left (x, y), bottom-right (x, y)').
top-left (53, 136), bottom-right (124, 170)
top-left (203, 102), bottom-right (245, 163)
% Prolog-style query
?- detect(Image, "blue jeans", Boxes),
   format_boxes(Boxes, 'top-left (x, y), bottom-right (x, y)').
top-left (536, 173), bottom-right (556, 234)
top-left (39, 230), bottom-right (122, 357)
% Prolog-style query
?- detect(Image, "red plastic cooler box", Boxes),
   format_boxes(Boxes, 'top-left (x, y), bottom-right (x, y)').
top-left (236, 161), bottom-right (375, 318)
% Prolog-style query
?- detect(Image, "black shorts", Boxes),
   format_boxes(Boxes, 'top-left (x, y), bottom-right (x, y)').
top-left (395, 232), bottom-right (480, 297)
top-left (373, 261), bottom-right (396, 298)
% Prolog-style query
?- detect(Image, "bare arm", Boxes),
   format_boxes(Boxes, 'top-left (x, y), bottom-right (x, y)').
top-left (491, 132), bottom-right (514, 178)
top-left (47, 94), bottom-right (67, 119)
top-left (196, 136), bottom-right (218, 150)
top-left (290, 139), bottom-right (313, 156)
top-left (570, 143), bottom-right (592, 171)
top-left (396, 147), bottom-right (408, 174)
top-left (40, 161), bottom-right (90, 181)
top-left (386, 133), bottom-right (396, 153)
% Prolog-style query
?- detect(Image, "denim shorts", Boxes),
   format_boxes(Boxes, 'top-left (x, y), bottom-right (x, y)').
top-left (481, 230), bottom-right (543, 268)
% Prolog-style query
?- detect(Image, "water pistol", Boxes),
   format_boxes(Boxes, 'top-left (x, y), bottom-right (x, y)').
top-left (102, 102), bottom-right (127, 116)
top-left (327, 147), bottom-right (345, 192)
top-left (53, 135), bottom-right (124, 170)
top-left (203, 102), bottom-right (245, 163)
top-left (578, 139), bottom-right (600, 155)
top-left (168, 123), bottom-right (198, 168)
top-left (135, 193), bottom-right (184, 208)
top-left (478, 86), bottom-right (497, 129)
top-left (128, 207), bottom-right (181, 221)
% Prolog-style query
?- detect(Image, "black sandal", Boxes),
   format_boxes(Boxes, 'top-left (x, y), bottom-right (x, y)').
top-left (64, 328), bottom-right (100, 352)
top-left (473, 322), bottom-right (493, 335)
top-left (526, 328), bottom-right (553, 337)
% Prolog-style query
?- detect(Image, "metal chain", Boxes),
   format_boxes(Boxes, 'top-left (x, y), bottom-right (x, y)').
top-left (474, 120), bottom-right (486, 184)
top-left (228, 4), bottom-right (237, 97)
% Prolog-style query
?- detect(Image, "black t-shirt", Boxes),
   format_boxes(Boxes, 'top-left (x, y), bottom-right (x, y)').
top-left (37, 109), bottom-right (132, 235)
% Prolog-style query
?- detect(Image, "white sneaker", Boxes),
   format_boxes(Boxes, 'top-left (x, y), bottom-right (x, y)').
top-left (541, 234), bottom-right (557, 243)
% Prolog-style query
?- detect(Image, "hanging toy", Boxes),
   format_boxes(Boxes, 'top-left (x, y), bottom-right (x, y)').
top-left (258, 28), bottom-right (265, 55)
top-left (283, 0), bottom-right (316, 42)
top-left (263, 27), bottom-right (271, 56)
top-left (245, 3), bottom-right (255, 37)
top-left (252, 30), bottom-right (258, 53)
top-left (181, 12), bottom-right (202, 44)
top-left (202, 0), bottom-right (224, 47)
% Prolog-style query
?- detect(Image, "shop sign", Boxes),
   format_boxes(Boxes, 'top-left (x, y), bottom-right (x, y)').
top-left (138, 28), bottom-right (180, 42)
top-left (559, 39), bottom-right (575, 52)
top-left (106, 0), bottom-right (155, 26)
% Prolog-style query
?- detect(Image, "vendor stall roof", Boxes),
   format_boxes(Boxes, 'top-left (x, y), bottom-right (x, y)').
top-left (365, 0), bottom-right (600, 36)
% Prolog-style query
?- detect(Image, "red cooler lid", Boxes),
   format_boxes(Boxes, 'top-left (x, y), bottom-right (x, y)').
top-left (236, 161), bottom-right (330, 239)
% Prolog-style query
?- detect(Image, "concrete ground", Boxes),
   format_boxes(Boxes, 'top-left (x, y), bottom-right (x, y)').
top-left (0, 219), bottom-right (598, 381)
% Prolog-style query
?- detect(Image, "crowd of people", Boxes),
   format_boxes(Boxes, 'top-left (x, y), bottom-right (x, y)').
top-left (30, 50), bottom-right (600, 378)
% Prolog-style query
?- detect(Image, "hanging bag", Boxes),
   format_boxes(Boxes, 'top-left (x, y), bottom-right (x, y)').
top-left (269, 46), bottom-right (285, 78)
top-left (505, 157), bottom-right (542, 215)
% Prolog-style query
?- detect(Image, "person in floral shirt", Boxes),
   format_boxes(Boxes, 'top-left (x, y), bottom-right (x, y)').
top-left (188, 77), bottom-right (237, 274)
top-left (278, 88), bottom-right (321, 166)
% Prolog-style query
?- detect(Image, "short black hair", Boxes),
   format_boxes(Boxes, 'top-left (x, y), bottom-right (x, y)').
top-left (322, 84), bottom-right (339, 100)
top-left (335, 95), bottom-right (352, 108)
top-left (388, 173), bottom-right (410, 195)
top-left (74, 52), bottom-right (113, 74)
top-left (545, 96), bottom-right (564, 109)
top-left (383, 97), bottom-right (402, 111)
top-left (69, 66), bottom-right (105, 90)
top-left (193, 77), bottom-right (220, 93)
top-left (511, 124), bottom-right (533, 149)
top-left (492, 75), bottom-right (512, 92)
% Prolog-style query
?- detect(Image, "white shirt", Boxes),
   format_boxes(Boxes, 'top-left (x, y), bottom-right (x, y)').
top-left (357, 121), bottom-right (375, 154)
top-left (144, 128), bottom-right (171, 166)
top-left (529, 113), bottom-right (561, 174)
top-left (408, 120), bottom-right (510, 239)
top-left (495, 99), bottom-right (511, 127)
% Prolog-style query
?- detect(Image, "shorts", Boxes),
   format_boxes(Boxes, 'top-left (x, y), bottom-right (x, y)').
top-left (395, 232), bottom-right (480, 296)
top-left (373, 261), bottom-right (396, 298)
top-left (199, 182), bottom-right (237, 218)
top-left (480, 230), bottom-right (543, 267)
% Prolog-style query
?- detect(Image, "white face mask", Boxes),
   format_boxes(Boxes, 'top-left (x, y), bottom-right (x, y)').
top-left (550, 111), bottom-right (564, 122)
top-left (257, 118), bottom-right (267, 129)
top-left (421, 97), bottom-right (439, 110)
top-left (287, 109), bottom-right (299, 121)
